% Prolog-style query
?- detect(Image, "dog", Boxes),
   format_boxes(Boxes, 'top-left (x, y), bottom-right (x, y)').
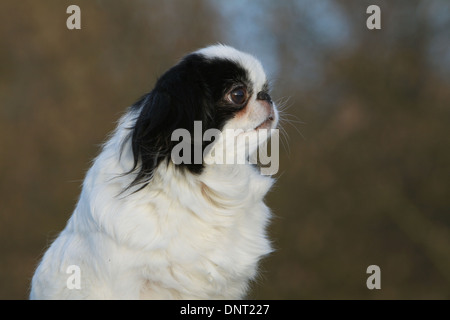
top-left (30, 44), bottom-right (279, 299)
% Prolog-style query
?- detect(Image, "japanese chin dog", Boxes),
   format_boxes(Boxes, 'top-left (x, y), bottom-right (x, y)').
top-left (30, 44), bottom-right (279, 299)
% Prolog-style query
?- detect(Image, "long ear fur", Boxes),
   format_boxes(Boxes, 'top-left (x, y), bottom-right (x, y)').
top-left (126, 55), bottom-right (214, 191)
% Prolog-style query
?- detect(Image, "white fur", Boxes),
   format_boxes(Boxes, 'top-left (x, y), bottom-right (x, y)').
top-left (30, 46), bottom-right (276, 300)
top-left (196, 44), bottom-right (267, 92)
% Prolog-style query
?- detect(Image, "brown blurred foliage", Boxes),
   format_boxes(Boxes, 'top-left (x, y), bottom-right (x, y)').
top-left (1, 0), bottom-right (449, 299)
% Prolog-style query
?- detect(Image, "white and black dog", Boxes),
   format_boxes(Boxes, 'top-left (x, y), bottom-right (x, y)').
top-left (30, 45), bottom-right (279, 299)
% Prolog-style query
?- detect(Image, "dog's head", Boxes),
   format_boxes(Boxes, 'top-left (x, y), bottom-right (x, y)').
top-left (128, 44), bottom-right (278, 189)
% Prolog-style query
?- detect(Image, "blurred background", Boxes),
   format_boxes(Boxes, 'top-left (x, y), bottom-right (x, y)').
top-left (1, 0), bottom-right (449, 299)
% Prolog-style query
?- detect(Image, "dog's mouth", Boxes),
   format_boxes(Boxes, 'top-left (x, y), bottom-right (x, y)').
top-left (255, 114), bottom-right (275, 131)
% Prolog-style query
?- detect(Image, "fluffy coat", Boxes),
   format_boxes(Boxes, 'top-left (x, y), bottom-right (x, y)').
top-left (30, 45), bottom-right (275, 299)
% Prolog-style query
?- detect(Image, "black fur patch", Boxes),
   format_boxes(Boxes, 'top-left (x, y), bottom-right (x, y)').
top-left (126, 53), bottom-right (252, 190)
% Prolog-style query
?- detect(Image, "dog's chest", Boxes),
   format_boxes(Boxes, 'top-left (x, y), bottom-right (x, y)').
top-left (132, 198), bottom-right (270, 299)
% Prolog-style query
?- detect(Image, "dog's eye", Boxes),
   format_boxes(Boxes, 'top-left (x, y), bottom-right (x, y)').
top-left (228, 87), bottom-right (248, 106)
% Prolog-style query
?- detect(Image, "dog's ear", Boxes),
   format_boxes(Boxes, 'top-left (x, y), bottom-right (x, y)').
top-left (127, 57), bottom-right (212, 191)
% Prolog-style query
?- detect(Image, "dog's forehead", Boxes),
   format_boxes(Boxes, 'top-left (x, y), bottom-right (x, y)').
top-left (195, 45), bottom-right (267, 90)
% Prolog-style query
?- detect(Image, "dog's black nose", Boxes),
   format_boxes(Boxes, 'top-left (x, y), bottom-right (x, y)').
top-left (257, 91), bottom-right (272, 103)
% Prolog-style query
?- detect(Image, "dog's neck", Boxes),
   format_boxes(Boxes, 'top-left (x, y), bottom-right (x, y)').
top-left (140, 161), bottom-right (273, 214)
